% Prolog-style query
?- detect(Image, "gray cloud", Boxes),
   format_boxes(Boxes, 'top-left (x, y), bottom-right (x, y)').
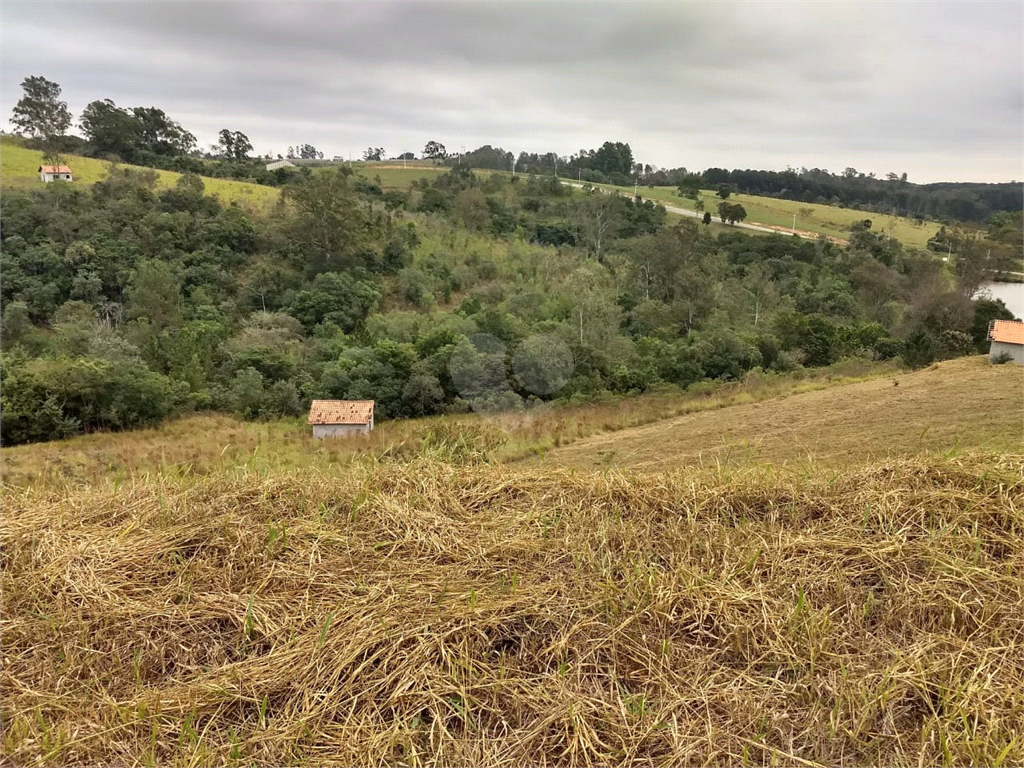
top-left (2, 0), bottom-right (1021, 181)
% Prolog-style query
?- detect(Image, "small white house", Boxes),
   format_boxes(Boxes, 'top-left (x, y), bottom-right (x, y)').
top-left (39, 165), bottom-right (72, 182)
top-left (308, 399), bottom-right (375, 439)
top-left (266, 160), bottom-right (295, 171)
top-left (988, 319), bottom-right (1024, 364)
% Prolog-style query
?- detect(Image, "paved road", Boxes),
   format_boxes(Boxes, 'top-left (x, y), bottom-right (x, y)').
top-left (564, 182), bottom-right (837, 242)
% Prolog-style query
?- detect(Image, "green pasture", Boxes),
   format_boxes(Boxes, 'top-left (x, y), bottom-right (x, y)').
top-left (0, 139), bottom-right (282, 210)
top-left (594, 181), bottom-right (942, 248)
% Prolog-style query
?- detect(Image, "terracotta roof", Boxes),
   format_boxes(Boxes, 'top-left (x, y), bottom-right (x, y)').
top-left (988, 319), bottom-right (1024, 345)
top-left (38, 165), bottom-right (72, 174)
top-left (308, 399), bottom-right (374, 425)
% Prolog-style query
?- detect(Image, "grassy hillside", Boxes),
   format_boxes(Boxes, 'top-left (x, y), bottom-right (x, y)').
top-left (2, 358), bottom-right (1021, 766)
top-left (356, 165), bottom-right (449, 189)
top-left (0, 139), bottom-right (281, 210)
top-left (3, 357), bottom-right (1017, 489)
top-left (587, 181), bottom-right (943, 248)
top-left (0, 359), bottom-right (901, 488)
top-left (542, 356), bottom-right (1023, 471)
top-left (0, 138), bottom-right (936, 245)
top-left (312, 160), bottom-right (451, 190)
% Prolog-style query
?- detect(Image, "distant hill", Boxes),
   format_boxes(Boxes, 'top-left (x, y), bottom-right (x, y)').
top-left (581, 179), bottom-right (943, 249)
top-left (0, 138), bottom-right (281, 209)
top-left (447, 144), bottom-right (1022, 223)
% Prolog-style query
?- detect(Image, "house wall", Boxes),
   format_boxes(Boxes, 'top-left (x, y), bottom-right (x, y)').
top-left (988, 340), bottom-right (1024, 364)
top-left (312, 423), bottom-right (372, 439)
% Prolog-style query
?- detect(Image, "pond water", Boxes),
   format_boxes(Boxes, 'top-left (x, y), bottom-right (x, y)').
top-left (978, 281), bottom-right (1024, 319)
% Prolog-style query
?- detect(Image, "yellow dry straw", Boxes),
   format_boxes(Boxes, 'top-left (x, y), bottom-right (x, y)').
top-left (1, 454), bottom-right (1021, 767)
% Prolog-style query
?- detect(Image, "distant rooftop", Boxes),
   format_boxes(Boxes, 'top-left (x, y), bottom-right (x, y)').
top-left (988, 319), bottom-right (1024, 345)
top-left (307, 400), bottom-right (374, 425)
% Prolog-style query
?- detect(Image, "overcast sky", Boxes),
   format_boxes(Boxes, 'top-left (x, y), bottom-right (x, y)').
top-left (2, 1), bottom-right (1021, 183)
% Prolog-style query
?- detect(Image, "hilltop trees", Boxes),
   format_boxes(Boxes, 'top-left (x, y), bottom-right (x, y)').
top-left (590, 141), bottom-right (634, 178)
top-left (288, 144), bottom-right (323, 160)
top-left (10, 76), bottom-right (72, 140)
top-left (80, 99), bottom-right (141, 158)
top-left (217, 129), bottom-right (253, 161)
top-left (687, 167), bottom-right (1020, 223)
top-left (423, 141), bottom-right (447, 161)
top-left (10, 76), bottom-right (72, 163)
top-left (132, 107), bottom-right (195, 155)
top-left (79, 99), bottom-right (194, 160)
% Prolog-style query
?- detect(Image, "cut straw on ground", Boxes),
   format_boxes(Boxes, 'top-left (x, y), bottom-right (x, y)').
top-left (2, 453), bottom-right (1021, 766)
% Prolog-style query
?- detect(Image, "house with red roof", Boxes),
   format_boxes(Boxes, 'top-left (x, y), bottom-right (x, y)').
top-left (39, 165), bottom-right (72, 182)
top-left (987, 319), bottom-right (1024, 364)
top-left (307, 400), bottom-right (375, 439)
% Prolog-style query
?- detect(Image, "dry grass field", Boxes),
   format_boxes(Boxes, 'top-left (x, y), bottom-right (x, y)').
top-left (540, 357), bottom-right (1023, 472)
top-left (0, 360), bottom-right (898, 489)
top-left (2, 455), bottom-right (1021, 767)
top-left (2, 357), bottom-right (1021, 767)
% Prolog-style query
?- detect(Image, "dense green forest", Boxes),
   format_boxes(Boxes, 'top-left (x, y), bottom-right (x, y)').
top-left (1, 158), bottom-right (1016, 445)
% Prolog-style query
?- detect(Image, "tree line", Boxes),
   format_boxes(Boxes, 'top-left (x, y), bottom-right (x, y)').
top-left (442, 142), bottom-right (1020, 224)
top-left (11, 74), bottom-right (1020, 224)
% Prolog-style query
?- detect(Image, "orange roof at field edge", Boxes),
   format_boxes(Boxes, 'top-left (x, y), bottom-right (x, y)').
top-left (988, 319), bottom-right (1024, 345)
top-left (307, 399), bottom-right (374, 425)
top-left (38, 165), bottom-right (72, 174)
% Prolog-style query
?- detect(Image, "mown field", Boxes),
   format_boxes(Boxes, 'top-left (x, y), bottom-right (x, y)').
top-left (311, 161), bottom-right (451, 190)
top-left (0, 140), bottom-right (281, 210)
top-left (2, 357), bottom-right (1022, 767)
top-left (541, 356), bottom-right (1023, 471)
top-left (1, 455), bottom-right (1020, 767)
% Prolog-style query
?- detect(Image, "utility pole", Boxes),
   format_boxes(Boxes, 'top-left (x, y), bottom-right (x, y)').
top-left (792, 213), bottom-right (797, 234)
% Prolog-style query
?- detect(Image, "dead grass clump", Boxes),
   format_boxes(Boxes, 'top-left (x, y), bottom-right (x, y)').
top-left (2, 454), bottom-right (1021, 766)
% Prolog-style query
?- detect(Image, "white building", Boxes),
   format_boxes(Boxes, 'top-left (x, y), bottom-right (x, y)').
top-left (308, 400), bottom-right (375, 439)
top-left (988, 319), bottom-right (1024, 364)
top-left (39, 164), bottom-right (72, 182)
top-left (266, 160), bottom-right (296, 171)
